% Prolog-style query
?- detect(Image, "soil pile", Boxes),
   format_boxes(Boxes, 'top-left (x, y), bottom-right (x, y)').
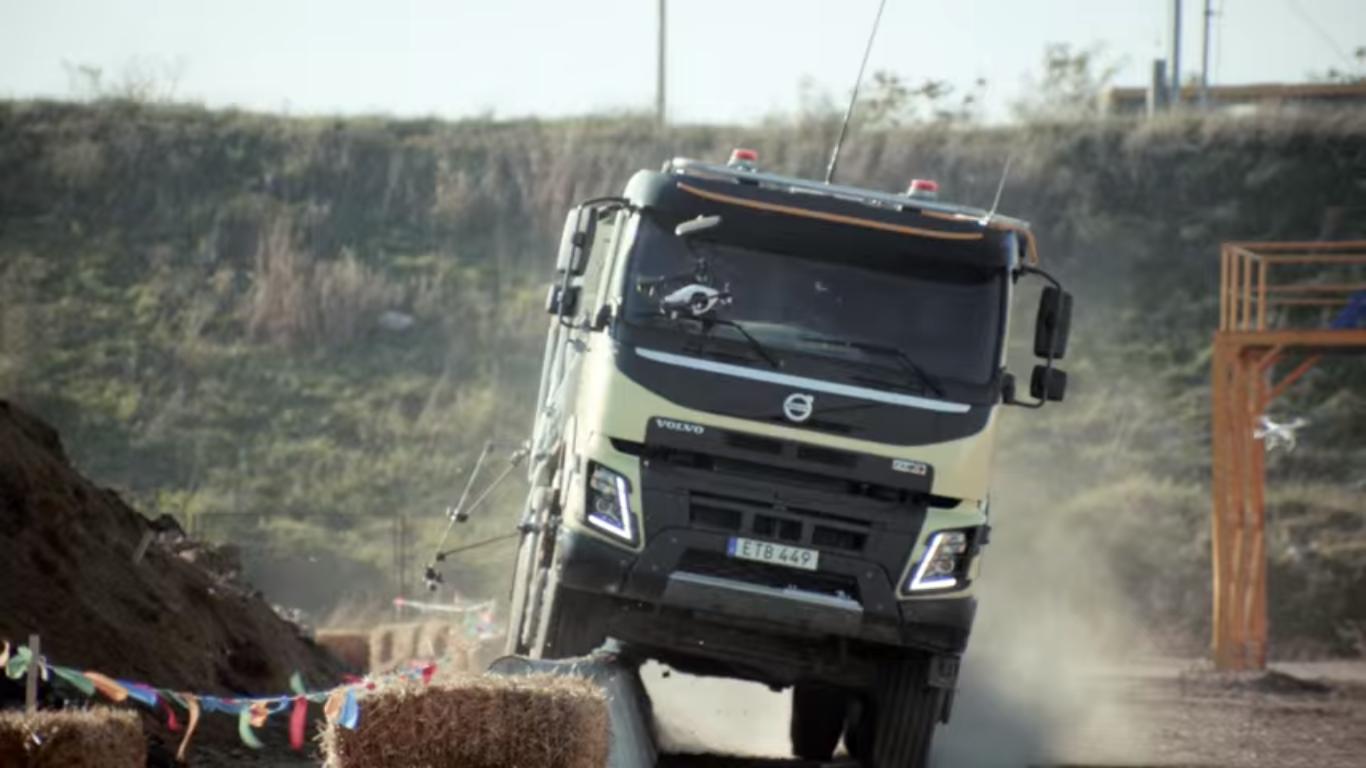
top-left (0, 400), bottom-right (342, 696)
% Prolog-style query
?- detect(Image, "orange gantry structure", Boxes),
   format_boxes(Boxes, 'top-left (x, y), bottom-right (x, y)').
top-left (1211, 241), bottom-right (1366, 671)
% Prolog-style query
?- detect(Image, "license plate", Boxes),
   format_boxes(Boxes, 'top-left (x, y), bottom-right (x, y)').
top-left (727, 537), bottom-right (820, 571)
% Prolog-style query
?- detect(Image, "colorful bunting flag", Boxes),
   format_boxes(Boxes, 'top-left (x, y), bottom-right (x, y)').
top-left (4, 646), bottom-right (29, 680)
top-left (84, 672), bottom-right (130, 703)
top-left (289, 696), bottom-right (308, 751)
top-left (339, 688), bottom-right (360, 730)
top-left (49, 666), bottom-right (95, 697)
top-left (237, 706), bottom-right (264, 749)
top-left (176, 694), bottom-right (201, 763)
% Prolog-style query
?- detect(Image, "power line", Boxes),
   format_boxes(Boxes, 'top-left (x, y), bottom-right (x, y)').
top-left (1215, 0), bottom-right (1227, 82)
top-left (1282, 0), bottom-right (1360, 74)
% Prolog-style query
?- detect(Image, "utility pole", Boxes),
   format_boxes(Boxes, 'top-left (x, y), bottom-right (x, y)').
top-left (1200, 0), bottom-right (1214, 109)
top-left (1170, 0), bottom-right (1184, 106)
top-left (656, 0), bottom-right (667, 126)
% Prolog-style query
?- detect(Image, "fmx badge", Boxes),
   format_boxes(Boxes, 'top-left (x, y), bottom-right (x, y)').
top-left (782, 393), bottom-right (815, 423)
top-left (891, 458), bottom-right (929, 476)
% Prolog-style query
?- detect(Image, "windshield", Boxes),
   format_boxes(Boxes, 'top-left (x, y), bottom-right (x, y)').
top-left (622, 216), bottom-right (1005, 386)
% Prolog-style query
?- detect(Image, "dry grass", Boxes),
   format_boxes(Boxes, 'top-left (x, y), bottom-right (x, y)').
top-left (0, 708), bottom-right (145, 768)
top-left (321, 673), bottom-right (609, 768)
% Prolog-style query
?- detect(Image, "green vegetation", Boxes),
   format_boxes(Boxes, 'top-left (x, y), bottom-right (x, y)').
top-left (1, 100), bottom-right (1362, 652)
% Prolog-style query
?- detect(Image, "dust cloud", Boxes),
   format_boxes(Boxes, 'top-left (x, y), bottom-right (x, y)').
top-left (933, 464), bottom-right (1156, 766)
top-left (645, 463), bottom-right (1157, 765)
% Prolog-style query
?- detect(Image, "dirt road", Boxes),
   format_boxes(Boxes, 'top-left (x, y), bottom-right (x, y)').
top-left (651, 659), bottom-right (1366, 768)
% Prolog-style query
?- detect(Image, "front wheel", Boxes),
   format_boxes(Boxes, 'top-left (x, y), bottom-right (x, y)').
top-left (845, 655), bottom-right (947, 768)
top-left (789, 684), bottom-right (848, 761)
top-left (531, 581), bottom-right (612, 659)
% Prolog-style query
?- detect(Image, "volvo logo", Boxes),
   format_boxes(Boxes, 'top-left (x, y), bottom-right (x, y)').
top-left (782, 393), bottom-right (815, 423)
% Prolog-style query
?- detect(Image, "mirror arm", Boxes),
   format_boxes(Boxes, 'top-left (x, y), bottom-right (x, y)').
top-left (1017, 264), bottom-right (1061, 290)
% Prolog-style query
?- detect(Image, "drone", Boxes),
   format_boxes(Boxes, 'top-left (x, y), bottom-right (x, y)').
top-left (1254, 415), bottom-right (1308, 452)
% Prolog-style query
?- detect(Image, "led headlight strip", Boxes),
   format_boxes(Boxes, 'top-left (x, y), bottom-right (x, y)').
top-left (585, 463), bottom-right (637, 544)
top-left (907, 530), bottom-right (969, 592)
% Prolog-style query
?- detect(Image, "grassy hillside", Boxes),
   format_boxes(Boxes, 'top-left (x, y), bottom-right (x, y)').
top-left (1, 100), bottom-right (1363, 651)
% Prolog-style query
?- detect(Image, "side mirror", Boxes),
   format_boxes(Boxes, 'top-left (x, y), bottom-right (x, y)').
top-left (1033, 286), bottom-right (1073, 359)
top-left (554, 206), bottom-right (598, 277)
top-left (1030, 365), bottom-right (1067, 402)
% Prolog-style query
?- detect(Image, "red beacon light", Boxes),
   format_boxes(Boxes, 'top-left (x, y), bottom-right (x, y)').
top-left (906, 178), bottom-right (940, 200)
top-left (728, 148), bottom-right (759, 170)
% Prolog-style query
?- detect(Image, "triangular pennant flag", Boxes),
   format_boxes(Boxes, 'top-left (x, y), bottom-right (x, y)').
top-left (161, 699), bottom-right (182, 733)
top-left (238, 706), bottom-right (264, 749)
top-left (5, 646), bottom-right (30, 680)
top-left (119, 680), bottom-right (158, 708)
top-left (289, 672), bottom-right (306, 696)
top-left (289, 697), bottom-right (308, 751)
top-left (249, 700), bottom-right (270, 729)
top-left (339, 688), bottom-right (360, 730)
top-left (83, 671), bottom-right (129, 702)
top-left (166, 690), bottom-right (189, 710)
top-left (49, 666), bottom-right (96, 697)
top-left (421, 663), bottom-right (436, 685)
top-left (323, 689), bottom-right (346, 724)
top-left (176, 694), bottom-right (201, 763)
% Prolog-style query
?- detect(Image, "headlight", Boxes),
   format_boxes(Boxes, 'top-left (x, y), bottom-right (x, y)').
top-left (906, 530), bottom-right (970, 592)
top-left (585, 463), bottom-right (639, 545)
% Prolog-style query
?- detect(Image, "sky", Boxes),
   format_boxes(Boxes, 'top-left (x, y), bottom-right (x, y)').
top-left (1, 0), bottom-right (1363, 123)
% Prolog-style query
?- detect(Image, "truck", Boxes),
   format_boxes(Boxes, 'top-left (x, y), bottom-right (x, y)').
top-left (505, 149), bottom-right (1072, 768)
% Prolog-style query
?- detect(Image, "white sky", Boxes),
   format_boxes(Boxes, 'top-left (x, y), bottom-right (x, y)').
top-left (1, 0), bottom-right (1363, 123)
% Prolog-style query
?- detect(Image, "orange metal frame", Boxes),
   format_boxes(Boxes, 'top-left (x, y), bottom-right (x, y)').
top-left (1211, 241), bottom-right (1366, 670)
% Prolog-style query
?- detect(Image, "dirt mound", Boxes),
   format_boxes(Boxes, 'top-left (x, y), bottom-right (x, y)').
top-left (0, 400), bottom-right (342, 696)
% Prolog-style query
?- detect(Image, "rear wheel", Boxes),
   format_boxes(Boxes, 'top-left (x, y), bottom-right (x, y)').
top-left (789, 684), bottom-right (847, 761)
top-left (845, 655), bottom-right (947, 768)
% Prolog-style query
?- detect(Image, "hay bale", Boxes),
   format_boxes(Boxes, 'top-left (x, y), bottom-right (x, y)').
top-left (322, 674), bottom-right (609, 768)
top-left (367, 621), bottom-right (473, 674)
top-left (0, 708), bottom-right (145, 768)
top-left (317, 629), bottom-right (373, 673)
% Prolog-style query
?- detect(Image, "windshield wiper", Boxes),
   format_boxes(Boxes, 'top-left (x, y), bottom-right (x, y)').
top-left (630, 310), bottom-right (781, 370)
top-left (697, 317), bottom-right (781, 370)
top-left (798, 335), bottom-right (945, 397)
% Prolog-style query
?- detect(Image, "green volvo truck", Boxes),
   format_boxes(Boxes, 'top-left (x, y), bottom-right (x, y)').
top-left (505, 150), bottom-right (1072, 767)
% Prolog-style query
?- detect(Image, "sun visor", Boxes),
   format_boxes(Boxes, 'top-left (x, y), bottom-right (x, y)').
top-left (623, 171), bottom-right (1016, 270)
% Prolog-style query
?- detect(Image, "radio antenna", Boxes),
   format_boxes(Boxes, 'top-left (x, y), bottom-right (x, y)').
top-left (981, 153), bottom-right (1014, 224)
top-left (824, 0), bottom-right (889, 185)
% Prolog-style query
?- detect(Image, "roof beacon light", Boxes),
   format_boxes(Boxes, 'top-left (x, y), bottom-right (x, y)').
top-left (728, 148), bottom-right (759, 171)
top-left (907, 178), bottom-right (940, 200)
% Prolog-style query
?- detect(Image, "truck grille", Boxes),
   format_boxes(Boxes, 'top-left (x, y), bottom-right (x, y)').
top-left (687, 491), bottom-right (870, 554)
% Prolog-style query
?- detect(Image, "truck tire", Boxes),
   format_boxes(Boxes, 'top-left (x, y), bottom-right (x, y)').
top-left (532, 582), bottom-right (610, 659)
top-left (846, 656), bottom-right (945, 768)
top-left (789, 684), bottom-right (847, 761)
top-left (503, 530), bottom-right (538, 656)
top-left (506, 455), bottom-right (561, 656)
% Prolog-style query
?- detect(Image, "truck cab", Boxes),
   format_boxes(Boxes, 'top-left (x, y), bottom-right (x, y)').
top-left (506, 150), bottom-right (1071, 768)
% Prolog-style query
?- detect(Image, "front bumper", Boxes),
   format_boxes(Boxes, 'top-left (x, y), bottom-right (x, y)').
top-left (557, 527), bottom-right (975, 654)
